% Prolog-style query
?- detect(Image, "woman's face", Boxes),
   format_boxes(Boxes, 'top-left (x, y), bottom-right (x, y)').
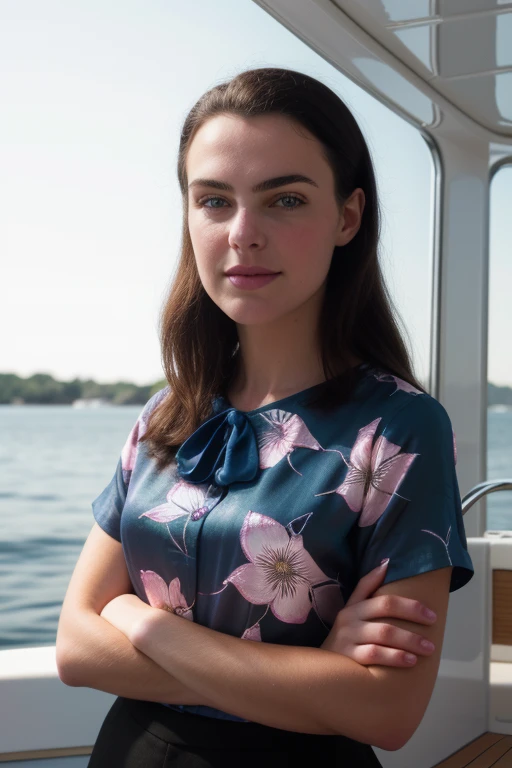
top-left (186, 113), bottom-right (363, 327)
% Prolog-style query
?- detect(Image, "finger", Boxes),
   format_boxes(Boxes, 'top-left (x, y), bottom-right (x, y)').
top-left (355, 621), bottom-right (436, 657)
top-left (355, 594), bottom-right (437, 626)
top-left (345, 560), bottom-right (390, 607)
top-left (350, 644), bottom-right (419, 668)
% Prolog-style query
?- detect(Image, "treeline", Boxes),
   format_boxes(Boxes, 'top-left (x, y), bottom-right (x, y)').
top-left (1, 372), bottom-right (511, 406)
top-left (0, 373), bottom-right (167, 405)
top-left (489, 382), bottom-right (512, 407)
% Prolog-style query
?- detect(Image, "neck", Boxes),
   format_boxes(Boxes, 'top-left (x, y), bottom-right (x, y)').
top-left (228, 290), bottom-right (358, 412)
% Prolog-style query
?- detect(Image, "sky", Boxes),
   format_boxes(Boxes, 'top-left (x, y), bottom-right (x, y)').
top-left (1, 0), bottom-right (510, 388)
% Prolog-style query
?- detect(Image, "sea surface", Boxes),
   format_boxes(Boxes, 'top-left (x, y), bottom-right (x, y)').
top-left (1, 405), bottom-right (511, 651)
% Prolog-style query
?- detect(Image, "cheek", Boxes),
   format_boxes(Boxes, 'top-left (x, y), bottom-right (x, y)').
top-left (189, 220), bottom-right (224, 278)
top-left (280, 225), bottom-right (334, 281)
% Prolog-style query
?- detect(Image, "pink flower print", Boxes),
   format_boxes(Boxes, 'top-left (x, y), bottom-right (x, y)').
top-left (123, 388), bottom-right (170, 475)
top-left (224, 511), bottom-right (335, 624)
top-left (253, 409), bottom-right (322, 474)
top-left (140, 481), bottom-right (222, 555)
top-left (241, 623), bottom-right (262, 641)
top-left (121, 419), bottom-right (141, 474)
top-left (421, 526), bottom-right (452, 566)
top-left (141, 481), bottom-right (221, 524)
top-left (374, 372), bottom-right (423, 395)
top-left (332, 418), bottom-right (381, 513)
top-left (140, 570), bottom-right (194, 620)
top-left (323, 417), bottom-right (417, 527)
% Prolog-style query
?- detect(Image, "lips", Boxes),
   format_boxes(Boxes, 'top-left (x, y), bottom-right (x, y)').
top-left (226, 272), bottom-right (281, 291)
top-left (224, 265), bottom-right (280, 276)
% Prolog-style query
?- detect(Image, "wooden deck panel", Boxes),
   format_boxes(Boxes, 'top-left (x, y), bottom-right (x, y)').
top-left (434, 733), bottom-right (512, 767)
top-left (493, 570), bottom-right (512, 645)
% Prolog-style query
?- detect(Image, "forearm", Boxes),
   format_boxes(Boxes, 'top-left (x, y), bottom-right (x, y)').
top-left (134, 611), bottom-right (394, 747)
top-left (57, 610), bottom-right (216, 707)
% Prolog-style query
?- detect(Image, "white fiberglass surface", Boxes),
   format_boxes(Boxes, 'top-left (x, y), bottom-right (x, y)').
top-left (353, 0), bottom-right (434, 24)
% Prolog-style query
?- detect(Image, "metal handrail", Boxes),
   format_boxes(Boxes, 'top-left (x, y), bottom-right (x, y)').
top-left (461, 479), bottom-right (512, 516)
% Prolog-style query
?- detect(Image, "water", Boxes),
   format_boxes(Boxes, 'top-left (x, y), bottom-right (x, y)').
top-left (487, 408), bottom-right (512, 529)
top-left (0, 404), bottom-right (141, 651)
top-left (0, 405), bottom-right (511, 651)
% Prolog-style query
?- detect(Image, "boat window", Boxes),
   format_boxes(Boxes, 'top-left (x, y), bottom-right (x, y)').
top-left (487, 165), bottom-right (512, 531)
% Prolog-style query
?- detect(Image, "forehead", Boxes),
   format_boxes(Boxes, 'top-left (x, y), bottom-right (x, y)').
top-left (185, 113), bottom-right (327, 177)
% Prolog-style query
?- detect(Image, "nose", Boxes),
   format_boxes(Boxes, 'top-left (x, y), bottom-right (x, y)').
top-left (227, 206), bottom-right (266, 252)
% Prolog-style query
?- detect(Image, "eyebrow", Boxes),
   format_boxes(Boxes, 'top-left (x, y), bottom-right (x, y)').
top-left (188, 174), bottom-right (319, 193)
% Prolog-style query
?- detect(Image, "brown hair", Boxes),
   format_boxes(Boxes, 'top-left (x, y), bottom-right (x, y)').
top-left (141, 67), bottom-right (426, 470)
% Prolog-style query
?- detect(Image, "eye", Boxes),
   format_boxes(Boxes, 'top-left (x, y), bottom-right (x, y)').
top-left (199, 195), bottom-right (228, 209)
top-left (273, 194), bottom-right (305, 211)
top-left (197, 193), bottom-right (306, 212)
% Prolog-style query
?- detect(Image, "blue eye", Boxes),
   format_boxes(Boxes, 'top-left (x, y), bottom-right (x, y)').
top-left (274, 195), bottom-right (304, 210)
top-left (199, 194), bottom-right (305, 211)
top-left (202, 196), bottom-right (228, 209)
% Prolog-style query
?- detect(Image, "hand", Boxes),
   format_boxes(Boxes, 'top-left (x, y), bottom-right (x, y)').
top-left (100, 593), bottom-right (156, 645)
top-left (320, 561), bottom-right (437, 667)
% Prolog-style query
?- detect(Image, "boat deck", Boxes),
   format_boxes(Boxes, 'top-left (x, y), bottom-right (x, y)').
top-left (434, 733), bottom-right (512, 767)
top-left (1, 733), bottom-right (512, 768)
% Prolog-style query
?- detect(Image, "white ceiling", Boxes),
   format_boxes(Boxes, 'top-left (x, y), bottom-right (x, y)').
top-left (335, 0), bottom-right (512, 136)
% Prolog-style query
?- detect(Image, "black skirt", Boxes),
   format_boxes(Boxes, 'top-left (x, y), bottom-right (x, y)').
top-left (88, 696), bottom-right (384, 767)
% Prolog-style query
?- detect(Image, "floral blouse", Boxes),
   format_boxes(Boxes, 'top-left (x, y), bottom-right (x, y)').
top-left (92, 362), bottom-right (474, 723)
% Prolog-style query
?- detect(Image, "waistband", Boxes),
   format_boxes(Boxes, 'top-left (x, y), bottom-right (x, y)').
top-left (122, 696), bottom-right (382, 763)
top-left (163, 702), bottom-right (249, 722)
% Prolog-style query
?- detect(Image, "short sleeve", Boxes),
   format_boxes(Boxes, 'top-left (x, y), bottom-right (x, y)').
top-left (91, 387), bottom-right (170, 540)
top-left (352, 395), bottom-right (474, 593)
top-left (91, 455), bottom-right (128, 542)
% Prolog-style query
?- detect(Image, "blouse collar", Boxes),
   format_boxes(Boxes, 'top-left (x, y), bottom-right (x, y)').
top-left (175, 406), bottom-right (259, 487)
top-left (176, 363), bottom-right (372, 488)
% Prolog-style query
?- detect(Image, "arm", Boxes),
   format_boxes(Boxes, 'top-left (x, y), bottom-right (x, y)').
top-left (321, 559), bottom-right (439, 666)
top-left (58, 608), bottom-right (216, 706)
top-left (123, 567), bottom-right (452, 750)
top-left (55, 522), bottom-right (216, 707)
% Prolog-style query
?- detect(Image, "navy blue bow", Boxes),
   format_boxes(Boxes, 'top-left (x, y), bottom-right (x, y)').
top-left (175, 407), bottom-right (260, 487)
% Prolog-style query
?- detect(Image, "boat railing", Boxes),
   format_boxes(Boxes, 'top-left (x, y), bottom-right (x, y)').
top-left (462, 479), bottom-right (512, 516)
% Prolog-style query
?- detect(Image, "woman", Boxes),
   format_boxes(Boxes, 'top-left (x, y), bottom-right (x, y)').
top-left (59, 67), bottom-right (474, 766)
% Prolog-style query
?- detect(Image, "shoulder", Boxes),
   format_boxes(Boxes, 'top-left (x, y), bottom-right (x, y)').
top-left (387, 389), bottom-right (452, 431)
top-left (121, 386), bottom-right (170, 475)
top-left (362, 366), bottom-right (451, 429)
top-left (358, 365), bottom-right (456, 460)
top-left (388, 392), bottom-right (452, 432)
top-left (140, 385), bottom-right (171, 426)
top-left (380, 389), bottom-right (457, 468)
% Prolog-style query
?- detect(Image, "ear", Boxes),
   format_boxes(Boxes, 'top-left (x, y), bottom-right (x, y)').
top-left (334, 188), bottom-right (365, 247)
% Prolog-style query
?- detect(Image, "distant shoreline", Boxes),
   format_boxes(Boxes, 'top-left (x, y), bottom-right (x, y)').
top-left (0, 372), bottom-right (166, 406)
top-left (1, 372), bottom-right (511, 406)
top-left (1, 401), bottom-right (141, 407)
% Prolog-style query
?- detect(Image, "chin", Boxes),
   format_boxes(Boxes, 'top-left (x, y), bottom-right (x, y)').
top-left (218, 298), bottom-right (291, 327)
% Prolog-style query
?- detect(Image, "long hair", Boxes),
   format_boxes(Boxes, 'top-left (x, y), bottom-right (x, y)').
top-left (141, 67), bottom-right (426, 470)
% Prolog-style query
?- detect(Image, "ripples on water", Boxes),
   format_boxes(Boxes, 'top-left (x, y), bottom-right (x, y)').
top-left (0, 405), bottom-right (511, 650)
top-left (0, 404), bottom-right (141, 650)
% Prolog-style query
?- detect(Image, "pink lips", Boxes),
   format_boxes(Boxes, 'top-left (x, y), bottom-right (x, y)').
top-left (228, 274), bottom-right (279, 290)
top-left (225, 265), bottom-right (281, 291)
